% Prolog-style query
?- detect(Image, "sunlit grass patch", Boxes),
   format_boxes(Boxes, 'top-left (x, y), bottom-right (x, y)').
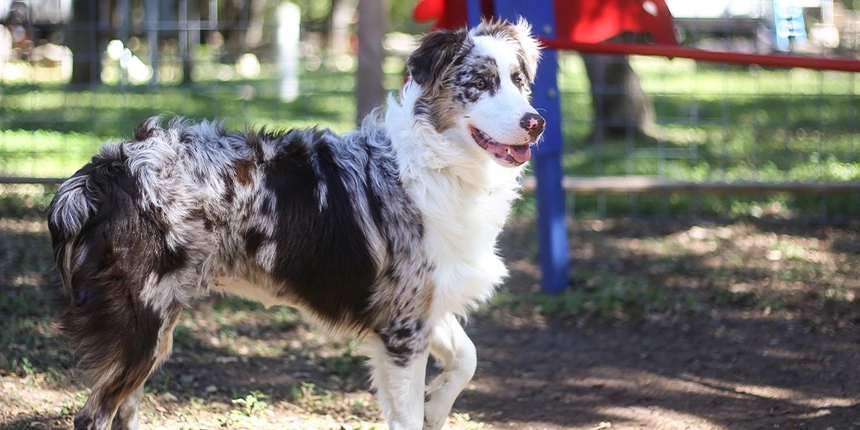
top-left (0, 129), bottom-right (102, 178)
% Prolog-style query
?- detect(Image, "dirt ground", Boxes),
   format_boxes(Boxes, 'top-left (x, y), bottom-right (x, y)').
top-left (1, 214), bottom-right (859, 429)
top-left (459, 219), bottom-right (860, 430)
top-left (460, 312), bottom-right (859, 429)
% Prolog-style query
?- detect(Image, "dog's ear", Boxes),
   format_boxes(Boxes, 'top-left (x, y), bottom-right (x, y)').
top-left (407, 29), bottom-right (468, 88)
top-left (510, 18), bottom-right (541, 83)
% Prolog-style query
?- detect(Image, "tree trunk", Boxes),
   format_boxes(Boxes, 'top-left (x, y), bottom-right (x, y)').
top-left (245, 0), bottom-right (267, 49)
top-left (69, 0), bottom-right (101, 85)
top-left (329, 0), bottom-right (359, 56)
top-left (355, 0), bottom-right (387, 125)
top-left (582, 51), bottom-right (654, 139)
top-left (220, 0), bottom-right (247, 58)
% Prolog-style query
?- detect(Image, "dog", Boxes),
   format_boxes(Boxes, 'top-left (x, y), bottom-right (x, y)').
top-left (48, 18), bottom-right (544, 430)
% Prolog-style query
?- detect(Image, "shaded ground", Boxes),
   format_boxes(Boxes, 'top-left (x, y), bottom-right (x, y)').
top-left (1, 192), bottom-right (858, 429)
top-left (462, 314), bottom-right (859, 429)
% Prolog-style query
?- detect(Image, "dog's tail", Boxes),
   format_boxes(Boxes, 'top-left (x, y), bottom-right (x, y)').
top-left (47, 144), bottom-right (124, 292)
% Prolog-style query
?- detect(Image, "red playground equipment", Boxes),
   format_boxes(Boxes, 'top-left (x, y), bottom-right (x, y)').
top-left (414, 0), bottom-right (677, 45)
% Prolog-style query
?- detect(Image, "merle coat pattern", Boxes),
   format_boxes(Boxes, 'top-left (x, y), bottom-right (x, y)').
top-left (48, 18), bottom-right (544, 430)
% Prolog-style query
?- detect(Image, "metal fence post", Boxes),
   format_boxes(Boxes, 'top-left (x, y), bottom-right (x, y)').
top-left (146, 0), bottom-right (159, 87)
top-left (466, 0), bottom-right (481, 27)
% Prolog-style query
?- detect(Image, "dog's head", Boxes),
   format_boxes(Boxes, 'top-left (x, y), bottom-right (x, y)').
top-left (406, 18), bottom-right (543, 167)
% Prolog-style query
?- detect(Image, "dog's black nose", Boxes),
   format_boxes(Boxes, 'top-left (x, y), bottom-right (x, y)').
top-left (520, 112), bottom-right (545, 140)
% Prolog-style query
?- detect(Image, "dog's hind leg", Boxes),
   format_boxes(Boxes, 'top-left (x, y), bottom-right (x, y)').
top-left (423, 314), bottom-right (477, 430)
top-left (109, 385), bottom-right (143, 430)
top-left (66, 285), bottom-right (183, 430)
top-left (108, 305), bottom-right (181, 430)
top-left (364, 319), bottom-right (430, 430)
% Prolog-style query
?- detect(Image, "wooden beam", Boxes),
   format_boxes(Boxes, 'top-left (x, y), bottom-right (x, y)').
top-left (0, 177), bottom-right (65, 185)
top-left (520, 176), bottom-right (860, 194)
top-left (4, 175), bottom-right (859, 195)
top-left (540, 39), bottom-right (860, 73)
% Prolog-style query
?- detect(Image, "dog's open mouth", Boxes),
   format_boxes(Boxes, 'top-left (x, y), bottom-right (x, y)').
top-left (469, 126), bottom-right (531, 166)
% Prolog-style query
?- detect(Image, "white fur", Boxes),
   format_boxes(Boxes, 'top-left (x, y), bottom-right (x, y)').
top-left (424, 314), bottom-right (478, 430)
top-left (363, 337), bottom-right (430, 430)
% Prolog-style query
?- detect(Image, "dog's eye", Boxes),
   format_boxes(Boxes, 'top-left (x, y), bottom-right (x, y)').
top-left (512, 73), bottom-right (524, 88)
top-left (473, 77), bottom-right (488, 90)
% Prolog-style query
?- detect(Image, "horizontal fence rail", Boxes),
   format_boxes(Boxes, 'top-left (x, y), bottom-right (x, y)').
top-left (0, 177), bottom-right (65, 185)
top-left (541, 39), bottom-right (860, 73)
top-left (520, 177), bottom-right (860, 194)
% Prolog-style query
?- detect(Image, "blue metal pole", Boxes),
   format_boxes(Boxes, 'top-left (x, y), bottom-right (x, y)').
top-left (494, 0), bottom-right (569, 293)
top-left (466, 0), bottom-right (482, 27)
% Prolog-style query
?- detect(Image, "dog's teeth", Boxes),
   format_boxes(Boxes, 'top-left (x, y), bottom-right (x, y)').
top-left (506, 148), bottom-right (512, 156)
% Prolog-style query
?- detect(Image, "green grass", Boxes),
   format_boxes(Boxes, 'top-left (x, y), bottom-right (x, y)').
top-left (557, 56), bottom-right (859, 180)
top-left (487, 276), bottom-right (670, 321)
top-left (0, 75), bottom-right (359, 178)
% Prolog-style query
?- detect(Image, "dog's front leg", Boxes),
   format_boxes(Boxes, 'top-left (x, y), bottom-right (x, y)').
top-left (423, 314), bottom-right (477, 430)
top-left (364, 320), bottom-right (430, 430)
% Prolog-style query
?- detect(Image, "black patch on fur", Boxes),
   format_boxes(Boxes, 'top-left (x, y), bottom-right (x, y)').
top-left (408, 28), bottom-right (469, 89)
top-left (132, 119), bottom-right (158, 141)
top-left (262, 129), bottom-right (377, 329)
top-left (244, 227), bottom-right (267, 256)
top-left (158, 245), bottom-right (188, 279)
top-left (376, 319), bottom-right (425, 367)
top-left (246, 132), bottom-right (266, 162)
top-left (186, 208), bottom-right (213, 231)
top-left (260, 195), bottom-right (273, 215)
top-left (221, 170), bottom-right (236, 204)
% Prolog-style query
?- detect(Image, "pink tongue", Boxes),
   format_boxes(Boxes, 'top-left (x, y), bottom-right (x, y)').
top-left (486, 140), bottom-right (532, 163)
top-left (509, 145), bottom-right (531, 163)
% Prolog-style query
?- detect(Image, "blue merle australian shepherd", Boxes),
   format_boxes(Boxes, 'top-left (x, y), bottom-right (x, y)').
top-left (48, 18), bottom-right (544, 430)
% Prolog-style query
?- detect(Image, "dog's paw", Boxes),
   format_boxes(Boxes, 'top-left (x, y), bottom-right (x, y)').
top-left (423, 380), bottom-right (450, 430)
top-left (423, 415), bottom-right (447, 430)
